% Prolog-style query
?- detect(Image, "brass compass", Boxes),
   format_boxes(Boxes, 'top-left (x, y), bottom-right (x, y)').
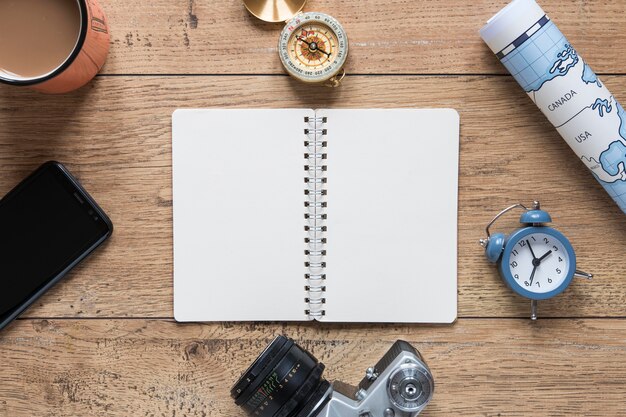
top-left (243, 0), bottom-right (349, 86)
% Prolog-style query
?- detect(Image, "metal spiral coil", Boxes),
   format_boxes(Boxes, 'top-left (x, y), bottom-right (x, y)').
top-left (304, 116), bottom-right (328, 319)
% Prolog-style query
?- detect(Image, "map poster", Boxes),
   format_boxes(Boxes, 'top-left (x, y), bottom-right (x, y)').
top-left (499, 16), bottom-right (626, 214)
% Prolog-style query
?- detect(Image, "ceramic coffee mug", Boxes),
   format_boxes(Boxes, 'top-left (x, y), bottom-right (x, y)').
top-left (0, 0), bottom-right (110, 94)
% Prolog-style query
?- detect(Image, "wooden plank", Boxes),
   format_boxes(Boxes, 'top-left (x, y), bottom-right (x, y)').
top-left (0, 319), bottom-right (625, 416)
top-left (98, 0), bottom-right (626, 75)
top-left (1, 76), bottom-right (625, 318)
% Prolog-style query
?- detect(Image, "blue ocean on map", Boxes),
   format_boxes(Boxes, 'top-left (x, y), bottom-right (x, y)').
top-left (500, 21), bottom-right (579, 92)
top-left (596, 102), bottom-right (626, 211)
top-left (599, 141), bottom-right (626, 177)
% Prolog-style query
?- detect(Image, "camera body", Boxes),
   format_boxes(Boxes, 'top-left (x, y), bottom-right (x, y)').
top-left (232, 336), bottom-right (434, 417)
top-left (315, 340), bottom-right (434, 417)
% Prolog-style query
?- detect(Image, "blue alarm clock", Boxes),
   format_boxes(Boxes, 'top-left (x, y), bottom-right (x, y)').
top-left (479, 201), bottom-right (593, 319)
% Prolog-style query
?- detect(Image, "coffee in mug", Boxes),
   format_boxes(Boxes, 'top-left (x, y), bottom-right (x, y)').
top-left (0, 0), bottom-right (110, 93)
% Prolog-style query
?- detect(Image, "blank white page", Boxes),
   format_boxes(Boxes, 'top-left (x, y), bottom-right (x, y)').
top-left (172, 109), bottom-right (311, 321)
top-left (321, 109), bottom-right (459, 323)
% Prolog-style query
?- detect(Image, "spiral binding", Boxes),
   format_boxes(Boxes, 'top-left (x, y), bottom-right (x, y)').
top-left (304, 116), bottom-right (328, 319)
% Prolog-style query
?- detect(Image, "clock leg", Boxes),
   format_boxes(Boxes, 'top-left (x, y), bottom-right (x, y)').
top-left (574, 270), bottom-right (593, 280)
top-left (530, 300), bottom-right (538, 320)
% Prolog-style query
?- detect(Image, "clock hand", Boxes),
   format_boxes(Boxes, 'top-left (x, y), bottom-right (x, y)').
top-left (526, 239), bottom-right (538, 260)
top-left (529, 264), bottom-right (537, 286)
top-left (527, 249), bottom-right (552, 287)
top-left (537, 250), bottom-right (553, 263)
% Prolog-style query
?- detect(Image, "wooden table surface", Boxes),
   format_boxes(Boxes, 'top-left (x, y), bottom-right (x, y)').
top-left (1, 1), bottom-right (626, 416)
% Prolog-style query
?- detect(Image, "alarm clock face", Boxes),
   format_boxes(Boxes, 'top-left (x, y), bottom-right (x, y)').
top-left (279, 12), bottom-right (348, 83)
top-left (500, 228), bottom-right (576, 300)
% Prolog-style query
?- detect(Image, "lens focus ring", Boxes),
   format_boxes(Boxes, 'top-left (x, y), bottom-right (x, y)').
top-left (232, 336), bottom-right (329, 417)
top-left (233, 336), bottom-right (294, 406)
top-left (242, 344), bottom-right (316, 415)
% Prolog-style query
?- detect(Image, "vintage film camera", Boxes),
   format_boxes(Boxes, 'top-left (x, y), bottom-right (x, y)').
top-left (232, 335), bottom-right (434, 417)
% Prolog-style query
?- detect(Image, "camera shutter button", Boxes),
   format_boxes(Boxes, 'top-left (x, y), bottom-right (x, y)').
top-left (365, 366), bottom-right (378, 381)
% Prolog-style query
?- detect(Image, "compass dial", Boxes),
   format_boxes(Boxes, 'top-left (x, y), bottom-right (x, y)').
top-left (289, 24), bottom-right (336, 69)
top-left (279, 12), bottom-right (348, 84)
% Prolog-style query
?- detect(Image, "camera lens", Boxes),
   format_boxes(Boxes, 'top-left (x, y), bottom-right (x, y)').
top-left (231, 335), bottom-right (330, 417)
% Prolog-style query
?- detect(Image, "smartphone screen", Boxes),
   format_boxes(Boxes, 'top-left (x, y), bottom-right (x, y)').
top-left (0, 162), bottom-right (112, 328)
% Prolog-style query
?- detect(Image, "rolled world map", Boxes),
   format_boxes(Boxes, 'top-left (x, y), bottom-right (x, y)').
top-left (480, 0), bottom-right (626, 214)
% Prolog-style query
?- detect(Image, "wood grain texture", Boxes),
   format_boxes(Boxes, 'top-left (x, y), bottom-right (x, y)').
top-left (1, 319), bottom-right (626, 416)
top-left (98, 0), bottom-right (626, 75)
top-left (2, 1), bottom-right (626, 415)
top-left (1, 75), bottom-right (625, 319)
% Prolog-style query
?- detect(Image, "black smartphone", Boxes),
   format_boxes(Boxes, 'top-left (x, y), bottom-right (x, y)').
top-left (0, 161), bottom-right (113, 331)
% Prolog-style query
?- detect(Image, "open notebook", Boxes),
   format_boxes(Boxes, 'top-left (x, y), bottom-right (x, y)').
top-left (172, 109), bottom-right (459, 323)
